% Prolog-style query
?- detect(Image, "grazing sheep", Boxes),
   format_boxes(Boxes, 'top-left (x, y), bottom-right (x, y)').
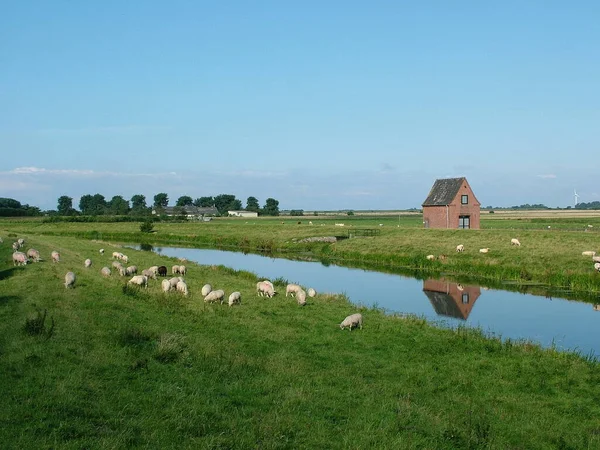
top-left (335, 223), bottom-right (345, 227)
top-left (340, 313), bottom-right (363, 331)
top-left (296, 289), bottom-right (307, 306)
top-left (286, 283), bottom-right (302, 297)
top-left (228, 291), bottom-right (241, 306)
top-left (17, 238), bottom-right (25, 246)
top-left (582, 251), bottom-right (596, 257)
top-left (112, 251), bottom-right (121, 259)
top-left (201, 284), bottom-right (212, 296)
top-left (172, 265), bottom-right (180, 275)
top-left (256, 281), bottom-right (276, 298)
top-left (157, 266), bottom-right (167, 277)
top-left (51, 251), bottom-right (60, 263)
top-left (121, 254), bottom-right (129, 264)
top-left (592, 256), bottom-right (600, 263)
top-left (141, 269), bottom-right (156, 279)
top-left (308, 288), bottom-right (316, 297)
top-left (12, 242), bottom-right (20, 251)
top-left (99, 248), bottom-right (105, 254)
top-left (64, 271), bottom-right (76, 289)
top-left (456, 244), bottom-right (464, 252)
top-left (84, 258), bottom-right (92, 268)
top-left (101, 267), bottom-right (111, 277)
top-left (169, 277), bottom-right (183, 288)
top-left (112, 261), bottom-right (122, 269)
top-left (594, 262), bottom-right (600, 272)
top-left (12, 251), bottom-right (27, 266)
top-left (479, 248), bottom-right (490, 254)
top-left (26, 248), bottom-right (41, 262)
top-left (426, 254), bottom-right (435, 261)
top-left (204, 289), bottom-right (225, 303)
top-left (118, 266), bottom-right (127, 277)
top-left (161, 279), bottom-right (172, 292)
top-left (511, 238), bottom-right (521, 246)
top-left (128, 275), bottom-right (148, 288)
top-left (438, 254), bottom-right (447, 262)
top-left (176, 280), bottom-right (189, 296)
top-left (126, 265), bottom-right (138, 276)
top-left (148, 266), bottom-right (159, 276)
top-left (178, 265), bottom-right (187, 275)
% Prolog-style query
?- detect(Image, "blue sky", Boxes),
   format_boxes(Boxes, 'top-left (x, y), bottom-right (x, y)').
top-left (1, 1), bottom-right (599, 210)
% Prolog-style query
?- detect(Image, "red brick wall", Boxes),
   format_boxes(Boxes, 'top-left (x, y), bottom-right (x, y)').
top-left (423, 180), bottom-right (480, 229)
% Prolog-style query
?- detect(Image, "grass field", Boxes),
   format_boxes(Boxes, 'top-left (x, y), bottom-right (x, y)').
top-left (2, 234), bottom-right (600, 448)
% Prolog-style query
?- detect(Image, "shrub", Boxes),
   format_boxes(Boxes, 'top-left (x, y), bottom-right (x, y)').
top-left (347, 211), bottom-right (355, 216)
top-left (140, 220), bottom-right (154, 233)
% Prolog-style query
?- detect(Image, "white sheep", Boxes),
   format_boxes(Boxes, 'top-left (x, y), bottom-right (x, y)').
top-left (340, 313), bottom-right (363, 331)
top-left (592, 256), bottom-right (600, 263)
top-left (161, 279), bottom-right (172, 292)
top-left (511, 238), bottom-right (521, 246)
top-left (64, 271), bottom-right (76, 289)
top-left (426, 254), bottom-right (435, 261)
top-left (594, 262), bottom-right (600, 272)
top-left (112, 251), bottom-right (121, 259)
top-left (172, 265), bottom-right (180, 275)
top-left (128, 275), bottom-right (148, 288)
top-left (12, 251), bottom-right (27, 266)
top-left (456, 244), bottom-right (464, 252)
top-left (51, 251), bottom-right (60, 263)
top-left (176, 280), bottom-right (189, 296)
top-left (228, 291), bottom-right (241, 306)
top-left (201, 284), bottom-right (212, 296)
top-left (204, 289), bottom-right (225, 303)
top-left (256, 281), bottom-right (276, 298)
top-left (17, 238), bottom-right (25, 246)
top-left (296, 289), bottom-right (307, 306)
top-left (141, 269), bottom-right (156, 279)
top-left (582, 251), bottom-right (596, 257)
top-left (27, 248), bottom-right (41, 262)
top-left (286, 283), bottom-right (302, 297)
top-left (121, 254), bottom-right (129, 264)
top-left (479, 248), bottom-right (490, 254)
top-left (126, 265), bottom-right (138, 276)
top-left (101, 267), bottom-right (111, 277)
top-left (112, 261), bottom-right (123, 269)
top-left (84, 258), bottom-right (92, 268)
top-left (118, 266), bottom-right (127, 277)
top-left (12, 242), bottom-right (20, 251)
top-left (169, 277), bottom-right (183, 288)
top-left (99, 248), bottom-right (105, 254)
top-left (148, 266), bottom-right (159, 276)
top-left (178, 265), bottom-right (187, 275)
top-left (307, 288), bottom-right (316, 298)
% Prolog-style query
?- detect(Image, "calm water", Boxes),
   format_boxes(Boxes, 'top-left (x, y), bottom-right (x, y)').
top-left (132, 244), bottom-right (600, 357)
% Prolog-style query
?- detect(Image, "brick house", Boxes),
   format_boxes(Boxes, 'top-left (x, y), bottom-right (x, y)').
top-left (422, 278), bottom-right (481, 320)
top-left (422, 177), bottom-right (480, 229)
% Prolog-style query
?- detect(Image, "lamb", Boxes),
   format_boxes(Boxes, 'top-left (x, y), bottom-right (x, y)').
top-left (204, 289), bottom-right (225, 303)
top-left (340, 313), bottom-right (363, 331)
top-left (172, 265), bottom-right (180, 275)
top-left (161, 279), bottom-right (172, 292)
top-left (17, 238), bottom-right (25, 246)
top-left (511, 238), bottom-right (521, 246)
top-left (101, 267), bottom-right (111, 277)
top-left (126, 265), bottom-right (138, 276)
top-left (296, 289), bottom-right (307, 306)
top-left (128, 275), bottom-right (148, 288)
top-left (157, 266), bottom-right (167, 277)
top-left (84, 258), bottom-right (92, 268)
top-left (64, 271), bottom-right (76, 289)
top-left (256, 281), bottom-right (276, 298)
top-left (308, 288), bottom-right (316, 297)
top-left (426, 254), bottom-right (435, 261)
top-left (12, 251), bottom-right (27, 266)
top-left (26, 248), bottom-right (41, 262)
top-left (456, 244), bottom-right (464, 252)
top-left (176, 280), bottom-right (189, 296)
top-left (228, 291), bottom-right (241, 306)
top-left (178, 265), bottom-right (187, 275)
top-left (582, 251), bottom-right (596, 257)
top-left (51, 251), bottom-right (60, 263)
top-left (286, 283), bottom-right (302, 297)
top-left (479, 248), bottom-right (490, 254)
top-left (201, 284), bottom-right (212, 296)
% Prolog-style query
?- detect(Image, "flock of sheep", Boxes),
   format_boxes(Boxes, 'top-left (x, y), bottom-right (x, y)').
top-left (7, 238), bottom-right (364, 330)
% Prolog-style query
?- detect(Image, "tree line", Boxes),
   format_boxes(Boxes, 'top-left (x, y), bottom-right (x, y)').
top-left (55, 193), bottom-right (280, 217)
top-left (0, 198), bottom-right (42, 217)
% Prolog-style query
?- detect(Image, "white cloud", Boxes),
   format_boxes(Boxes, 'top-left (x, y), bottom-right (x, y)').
top-left (537, 174), bottom-right (557, 179)
top-left (5, 167), bottom-right (179, 179)
top-left (35, 125), bottom-right (172, 135)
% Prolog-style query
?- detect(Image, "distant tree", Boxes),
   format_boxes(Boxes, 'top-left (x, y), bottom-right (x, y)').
top-left (347, 210), bottom-right (355, 216)
top-left (246, 196), bottom-right (260, 212)
top-left (194, 196), bottom-right (214, 207)
top-left (79, 194), bottom-right (107, 215)
top-left (153, 193), bottom-right (169, 209)
top-left (290, 209), bottom-right (304, 216)
top-left (107, 195), bottom-right (130, 215)
top-left (214, 194), bottom-right (242, 215)
top-left (173, 205), bottom-right (188, 220)
top-left (57, 196), bottom-right (74, 215)
top-left (0, 198), bottom-right (21, 209)
top-left (176, 195), bottom-right (193, 207)
top-left (262, 198), bottom-right (280, 216)
top-left (130, 194), bottom-right (149, 215)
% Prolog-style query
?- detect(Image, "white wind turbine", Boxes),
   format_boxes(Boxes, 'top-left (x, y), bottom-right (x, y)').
top-left (574, 189), bottom-right (580, 207)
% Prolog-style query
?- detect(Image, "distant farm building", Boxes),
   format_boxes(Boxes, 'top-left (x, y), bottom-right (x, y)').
top-left (152, 206), bottom-right (218, 220)
top-left (228, 210), bottom-right (259, 218)
top-left (422, 177), bottom-right (480, 229)
top-left (422, 278), bottom-right (481, 320)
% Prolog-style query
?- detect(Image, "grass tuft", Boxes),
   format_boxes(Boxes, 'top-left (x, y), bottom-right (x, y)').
top-left (153, 333), bottom-right (186, 363)
top-left (23, 308), bottom-right (54, 340)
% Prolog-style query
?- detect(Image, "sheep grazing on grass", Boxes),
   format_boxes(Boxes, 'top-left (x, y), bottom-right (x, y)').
top-left (176, 280), bottom-right (189, 296)
top-left (296, 289), bottom-right (307, 306)
top-left (51, 251), bottom-right (60, 263)
top-left (118, 266), bottom-right (127, 277)
top-left (426, 254), bottom-right (435, 261)
top-left (101, 267), bottom-right (111, 277)
top-left (99, 248), bottom-right (105, 254)
top-left (141, 269), bottom-right (156, 279)
top-left (17, 238), bottom-right (25, 246)
top-left (128, 275), bottom-right (148, 288)
top-left (112, 261), bottom-right (123, 269)
top-left (126, 265), bottom-right (138, 276)
top-left (204, 289), bottom-right (225, 304)
top-left (456, 244), bottom-right (464, 252)
top-left (201, 284), bottom-right (212, 296)
top-left (168, 277), bottom-right (183, 288)
top-left (286, 283), bottom-right (302, 297)
top-left (84, 258), bottom-right (92, 268)
top-left (172, 265), bottom-right (181, 275)
top-left (256, 281), bottom-right (276, 298)
top-left (64, 272), bottom-right (76, 289)
top-left (157, 266), bottom-right (167, 277)
top-left (340, 313), bottom-right (363, 331)
top-left (178, 265), bottom-right (187, 275)
top-left (594, 262), bottom-right (600, 272)
top-left (12, 242), bottom-right (20, 251)
top-left (112, 251), bottom-right (121, 259)
top-left (12, 251), bottom-right (27, 266)
top-left (308, 288), bottom-right (316, 298)
top-left (148, 266), bottom-right (159, 276)
top-left (161, 279), bottom-right (172, 292)
top-left (479, 248), bottom-right (490, 254)
top-left (511, 238), bottom-right (521, 246)
top-left (582, 251), bottom-right (597, 257)
top-left (26, 248), bottom-right (41, 262)
top-left (592, 256), bottom-right (600, 263)
top-left (228, 291), bottom-right (241, 306)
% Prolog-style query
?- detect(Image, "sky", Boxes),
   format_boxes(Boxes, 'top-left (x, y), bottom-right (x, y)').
top-left (1, 1), bottom-right (599, 211)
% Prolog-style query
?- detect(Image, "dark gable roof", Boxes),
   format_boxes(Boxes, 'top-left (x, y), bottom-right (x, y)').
top-left (160, 206), bottom-right (218, 215)
top-left (423, 290), bottom-right (467, 320)
top-left (422, 177), bottom-right (466, 206)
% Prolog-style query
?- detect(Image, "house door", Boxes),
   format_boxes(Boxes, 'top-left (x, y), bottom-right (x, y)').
top-left (458, 215), bottom-right (470, 229)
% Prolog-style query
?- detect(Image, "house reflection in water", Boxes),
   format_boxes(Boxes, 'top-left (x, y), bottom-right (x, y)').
top-left (422, 278), bottom-right (481, 320)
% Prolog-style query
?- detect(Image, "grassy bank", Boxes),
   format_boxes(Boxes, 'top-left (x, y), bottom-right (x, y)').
top-left (2, 216), bottom-right (600, 295)
top-left (2, 235), bottom-right (600, 448)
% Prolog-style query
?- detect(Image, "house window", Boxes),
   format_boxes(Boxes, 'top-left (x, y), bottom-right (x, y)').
top-left (461, 195), bottom-right (468, 205)
top-left (459, 215), bottom-right (470, 229)
top-left (462, 293), bottom-right (470, 304)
